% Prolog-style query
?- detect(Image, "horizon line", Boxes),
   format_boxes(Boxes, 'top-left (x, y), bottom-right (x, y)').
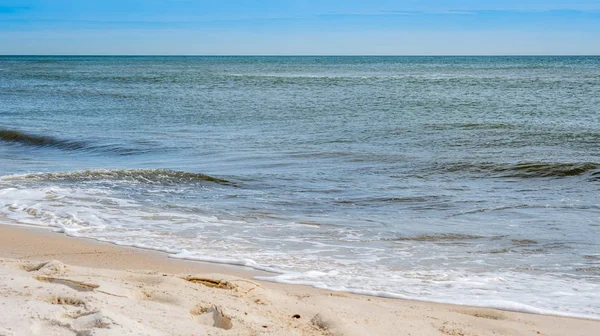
top-left (1, 54), bottom-right (599, 57)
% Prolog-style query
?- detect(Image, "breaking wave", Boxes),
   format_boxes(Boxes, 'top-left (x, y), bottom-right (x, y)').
top-left (435, 161), bottom-right (600, 179)
top-left (0, 169), bottom-right (232, 186)
top-left (0, 129), bottom-right (150, 155)
top-left (0, 129), bottom-right (88, 150)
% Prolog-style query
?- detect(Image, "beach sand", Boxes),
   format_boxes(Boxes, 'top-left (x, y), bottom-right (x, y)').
top-left (0, 225), bottom-right (598, 336)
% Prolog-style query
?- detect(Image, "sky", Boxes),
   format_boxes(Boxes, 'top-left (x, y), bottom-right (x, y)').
top-left (1, 0), bottom-right (599, 55)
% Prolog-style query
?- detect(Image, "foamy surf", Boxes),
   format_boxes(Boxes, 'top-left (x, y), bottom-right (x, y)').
top-left (0, 175), bottom-right (599, 320)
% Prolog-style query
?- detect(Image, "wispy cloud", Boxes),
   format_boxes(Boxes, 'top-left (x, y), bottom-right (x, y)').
top-left (381, 10), bottom-right (476, 15)
top-left (428, 10), bottom-right (477, 15)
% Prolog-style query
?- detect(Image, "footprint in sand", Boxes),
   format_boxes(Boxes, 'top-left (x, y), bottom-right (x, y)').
top-left (311, 313), bottom-right (335, 331)
top-left (182, 277), bottom-right (237, 290)
top-left (22, 260), bottom-right (68, 276)
top-left (30, 311), bottom-right (114, 336)
top-left (190, 304), bottom-right (233, 330)
top-left (138, 289), bottom-right (182, 305)
top-left (71, 311), bottom-right (113, 330)
top-left (45, 295), bottom-right (86, 307)
top-left (456, 308), bottom-right (507, 320)
top-left (35, 276), bottom-right (99, 292)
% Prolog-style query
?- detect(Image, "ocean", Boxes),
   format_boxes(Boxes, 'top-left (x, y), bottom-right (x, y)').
top-left (1, 56), bottom-right (599, 318)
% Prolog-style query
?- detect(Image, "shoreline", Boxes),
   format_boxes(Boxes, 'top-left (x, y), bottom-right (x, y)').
top-left (1, 223), bottom-right (599, 335)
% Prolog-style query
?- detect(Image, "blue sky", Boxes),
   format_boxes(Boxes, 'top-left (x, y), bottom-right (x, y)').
top-left (1, 1), bottom-right (599, 55)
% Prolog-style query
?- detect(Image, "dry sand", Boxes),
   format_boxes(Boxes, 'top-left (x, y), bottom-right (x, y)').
top-left (0, 224), bottom-right (598, 336)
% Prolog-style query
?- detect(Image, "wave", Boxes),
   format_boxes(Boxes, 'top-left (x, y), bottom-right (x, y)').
top-left (0, 169), bottom-right (232, 186)
top-left (0, 128), bottom-right (148, 155)
top-left (0, 129), bottom-right (88, 150)
top-left (383, 233), bottom-right (487, 242)
top-left (494, 162), bottom-right (599, 178)
top-left (335, 195), bottom-right (443, 205)
top-left (17, 71), bottom-right (183, 85)
top-left (435, 161), bottom-right (600, 179)
top-left (427, 123), bottom-right (514, 131)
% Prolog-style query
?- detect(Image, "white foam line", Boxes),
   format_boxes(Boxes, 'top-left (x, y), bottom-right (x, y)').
top-left (169, 251), bottom-right (285, 274)
top-left (254, 275), bottom-right (600, 321)
top-left (45, 222), bottom-right (281, 273)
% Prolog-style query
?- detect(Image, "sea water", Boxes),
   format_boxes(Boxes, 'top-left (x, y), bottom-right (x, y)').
top-left (1, 56), bottom-right (599, 318)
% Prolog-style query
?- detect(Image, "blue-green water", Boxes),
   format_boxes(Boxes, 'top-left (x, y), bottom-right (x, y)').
top-left (1, 56), bottom-right (599, 318)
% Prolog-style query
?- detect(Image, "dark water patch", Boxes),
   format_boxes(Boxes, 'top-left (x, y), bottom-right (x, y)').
top-left (0, 129), bottom-right (88, 150)
top-left (494, 162), bottom-right (599, 178)
top-left (486, 247), bottom-right (545, 255)
top-left (14, 70), bottom-right (183, 85)
top-left (241, 212), bottom-right (290, 221)
top-left (427, 123), bottom-right (514, 131)
top-left (542, 242), bottom-right (569, 250)
top-left (105, 74), bottom-right (181, 84)
top-left (584, 255), bottom-right (600, 262)
top-left (488, 248), bottom-right (512, 254)
top-left (450, 204), bottom-right (530, 217)
top-left (0, 129), bottom-right (150, 156)
top-left (384, 233), bottom-right (486, 242)
top-left (459, 123), bottom-right (514, 130)
top-left (3, 88), bottom-right (30, 93)
top-left (511, 239), bottom-right (538, 246)
top-left (1, 169), bottom-right (233, 186)
top-left (62, 89), bottom-right (135, 99)
top-left (432, 242), bottom-right (471, 247)
top-left (433, 161), bottom-right (600, 179)
top-left (225, 73), bottom-right (356, 87)
top-left (493, 65), bottom-right (551, 69)
top-left (336, 196), bottom-right (442, 205)
top-left (16, 71), bottom-right (74, 82)
top-left (519, 248), bottom-right (546, 254)
top-left (32, 59), bottom-right (63, 64)
top-left (589, 171), bottom-right (600, 181)
top-left (484, 241), bottom-right (567, 255)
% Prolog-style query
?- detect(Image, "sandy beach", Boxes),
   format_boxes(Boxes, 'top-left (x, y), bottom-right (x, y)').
top-left (0, 224), bottom-right (597, 336)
